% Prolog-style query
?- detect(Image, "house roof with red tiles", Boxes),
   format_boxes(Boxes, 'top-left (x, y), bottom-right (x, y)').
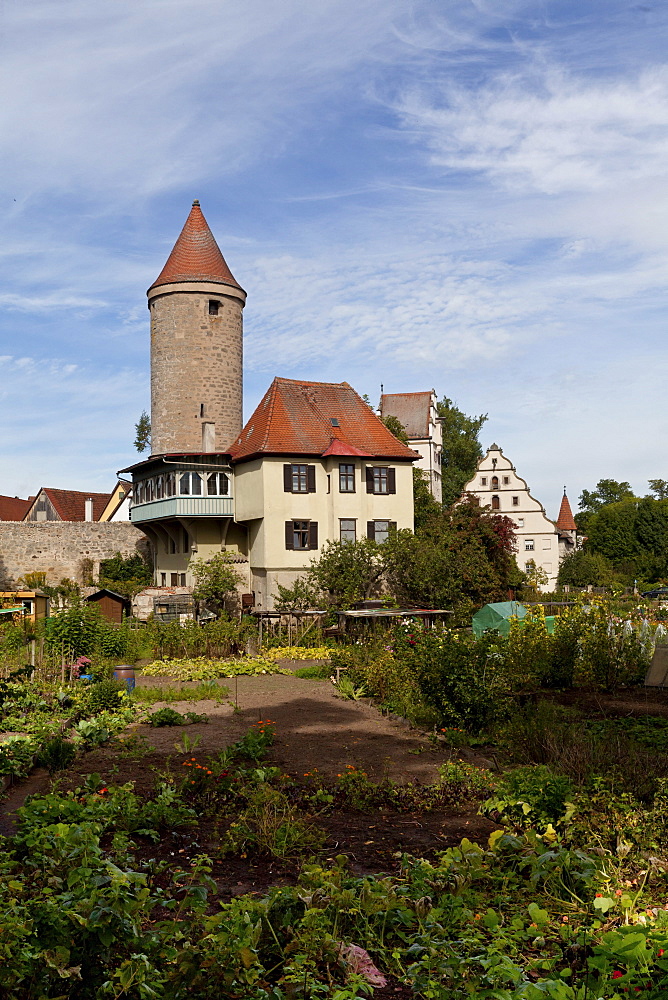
top-left (556, 491), bottom-right (577, 532)
top-left (380, 391), bottom-right (434, 439)
top-left (229, 378), bottom-right (419, 464)
top-left (24, 488), bottom-right (113, 522)
top-left (148, 200), bottom-right (243, 293)
top-left (0, 495), bottom-right (31, 521)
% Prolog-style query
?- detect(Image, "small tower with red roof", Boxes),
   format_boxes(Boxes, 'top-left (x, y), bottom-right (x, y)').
top-left (555, 488), bottom-right (578, 557)
top-left (147, 201), bottom-right (246, 455)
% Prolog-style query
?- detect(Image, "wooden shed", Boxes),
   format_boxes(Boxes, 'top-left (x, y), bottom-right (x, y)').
top-left (84, 589), bottom-right (131, 624)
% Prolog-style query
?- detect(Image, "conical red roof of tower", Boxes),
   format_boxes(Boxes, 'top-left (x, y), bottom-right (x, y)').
top-left (556, 492), bottom-right (577, 531)
top-left (149, 201), bottom-right (242, 292)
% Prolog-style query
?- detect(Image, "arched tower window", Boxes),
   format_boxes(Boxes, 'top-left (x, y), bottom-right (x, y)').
top-left (491, 495), bottom-right (500, 510)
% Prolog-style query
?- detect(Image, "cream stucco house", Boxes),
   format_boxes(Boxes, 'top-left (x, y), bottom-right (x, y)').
top-left (121, 202), bottom-right (418, 610)
top-left (463, 444), bottom-right (562, 590)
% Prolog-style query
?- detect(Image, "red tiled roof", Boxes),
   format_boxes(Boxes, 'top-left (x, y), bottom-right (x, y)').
top-left (0, 495), bottom-right (31, 521)
top-left (229, 378), bottom-right (419, 463)
top-left (556, 492), bottom-right (577, 532)
top-left (380, 391), bottom-right (433, 439)
top-left (26, 488), bottom-right (113, 522)
top-left (321, 436), bottom-right (370, 458)
top-left (148, 200), bottom-right (242, 293)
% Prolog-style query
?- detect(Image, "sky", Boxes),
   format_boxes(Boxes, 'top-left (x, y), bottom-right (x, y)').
top-left (1, 0), bottom-right (668, 519)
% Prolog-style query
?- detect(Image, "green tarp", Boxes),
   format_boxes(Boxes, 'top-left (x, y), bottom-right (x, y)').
top-left (472, 601), bottom-right (527, 639)
top-left (472, 602), bottom-right (556, 638)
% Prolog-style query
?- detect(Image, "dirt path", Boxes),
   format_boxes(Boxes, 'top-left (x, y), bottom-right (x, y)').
top-left (126, 671), bottom-right (454, 784)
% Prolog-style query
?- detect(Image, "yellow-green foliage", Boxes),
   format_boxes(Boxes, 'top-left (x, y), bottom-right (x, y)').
top-left (262, 646), bottom-right (331, 661)
top-left (140, 656), bottom-right (291, 681)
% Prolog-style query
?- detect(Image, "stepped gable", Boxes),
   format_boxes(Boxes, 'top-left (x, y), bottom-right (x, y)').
top-left (380, 391), bottom-right (432, 438)
top-left (229, 378), bottom-right (419, 463)
top-left (556, 491), bottom-right (577, 532)
top-left (148, 200), bottom-right (242, 292)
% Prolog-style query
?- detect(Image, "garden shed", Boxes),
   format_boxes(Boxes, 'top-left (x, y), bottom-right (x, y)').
top-left (84, 588), bottom-right (131, 624)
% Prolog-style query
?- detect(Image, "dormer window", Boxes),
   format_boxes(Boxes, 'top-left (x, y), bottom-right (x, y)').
top-left (208, 300), bottom-right (220, 316)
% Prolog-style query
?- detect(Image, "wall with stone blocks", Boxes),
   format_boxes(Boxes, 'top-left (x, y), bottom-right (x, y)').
top-left (0, 522), bottom-right (151, 588)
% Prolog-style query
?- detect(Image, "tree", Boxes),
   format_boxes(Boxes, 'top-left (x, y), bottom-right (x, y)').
top-left (577, 479), bottom-right (634, 534)
top-left (648, 479), bottom-right (668, 501)
top-left (437, 397), bottom-right (487, 507)
top-left (557, 549), bottom-right (617, 589)
top-left (413, 467), bottom-right (441, 531)
top-left (585, 499), bottom-right (638, 565)
top-left (383, 497), bottom-right (519, 616)
top-left (305, 538), bottom-right (385, 609)
top-left (381, 414), bottom-right (409, 445)
top-left (273, 577), bottom-right (320, 614)
top-left (134, 411), bottom-right (151, 453)
top-left (99, 552), bottom-right (153, 598)
top-left (191, 552), bottom-right (242, 615)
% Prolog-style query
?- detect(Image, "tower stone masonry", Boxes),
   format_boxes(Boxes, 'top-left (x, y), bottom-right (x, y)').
top-left (147, 201), bottom-right (246, 455)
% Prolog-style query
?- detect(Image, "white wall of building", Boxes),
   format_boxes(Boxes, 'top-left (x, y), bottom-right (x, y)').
top-left (463, 445), bottom-right (560, 590)
top-left (235, 454), bottom-right (415, 609)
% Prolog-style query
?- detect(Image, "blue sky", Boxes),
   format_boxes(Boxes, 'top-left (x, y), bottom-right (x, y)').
top-left (2, 0), bottom-right (668, 519)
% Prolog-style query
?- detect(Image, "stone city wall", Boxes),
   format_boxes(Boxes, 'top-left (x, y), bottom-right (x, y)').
top-left (0, 522), bottom-right (151, 588)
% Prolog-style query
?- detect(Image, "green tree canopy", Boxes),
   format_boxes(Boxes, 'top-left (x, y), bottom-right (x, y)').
top-left (98, 552), bottom-right (153, 598)
top-left (557, 549), bottom-right (618, 589)
top-left (437, 397), bottom-right (487, 507)
top-left (134, 411), bottom-right (151, 453)
top-left (191, 552), bottom-right (242, 615)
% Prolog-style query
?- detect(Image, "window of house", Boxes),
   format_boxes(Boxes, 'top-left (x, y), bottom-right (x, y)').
top-left (542, 538), bottom-right (551, 549)
top-left (366, 466), bottom-right (396, 494)
top-left (165, 473), bottom-right (176, 497)
top-left (339, 463), bottom-right (355, 492)
top-left (171, 573), bottom-right (178, 586)
top-left (208, 300), bottom-right (220, 316)
top-left (517, 518), bottom-right (524, 527)
top-left (340, 519), bottom-right (356, 543)
top-left (179, 474), bottom-right (190, 496)
top-left (512, 496), bottom-right (519, 506)
top-left (160, 573), bottom-right (166, 586)
top-left (525, 539), bottom-right (535, 551)
top-left (285, 520), bottom-right (318, 550)
top-left (180, 573), bottom-right (186, 586)
top-left (503, 476), bottom-right (510, 485)
top-left (284, 464), bottom-right (316, 493)
top-left (156, 475), bottom-right (164, 500)
top-left (481, 477), bottom-right (487, 486)
top-left (179, 472), bottom-right (202, 496)
top-left (491, 495), bottom-right (500, 510)
top-left (367, 519), bottom-right (396, 543)
top-left (491, 475), bottom-right (499, 489)
top-left (544, 562), bottom-right (552, 574)
top-left (207, 472), bottom-right (229, 496)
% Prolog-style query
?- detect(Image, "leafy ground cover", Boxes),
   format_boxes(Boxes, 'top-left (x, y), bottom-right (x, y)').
top-left (3, 707), bottom-right (668, 998)
top-left (4, 633), bottom-right (668, 998)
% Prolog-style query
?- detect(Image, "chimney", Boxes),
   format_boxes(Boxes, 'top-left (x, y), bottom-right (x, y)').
top-left (85, 498), bottom-right (94, 522)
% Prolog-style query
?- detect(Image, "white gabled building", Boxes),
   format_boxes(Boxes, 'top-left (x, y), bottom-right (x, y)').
top-left (463, 444), bottom-right (560, 590)
top-left (380, 390), bottom-right (443, 502)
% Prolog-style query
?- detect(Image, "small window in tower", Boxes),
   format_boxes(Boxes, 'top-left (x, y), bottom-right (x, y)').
top-left (200, 403), bottom-right (205, 418)
top-left (208, 300), bottom-right (220, 316)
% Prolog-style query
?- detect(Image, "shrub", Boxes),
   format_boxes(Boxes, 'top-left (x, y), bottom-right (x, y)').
top-left (84, 679), bottom-right (127, 714)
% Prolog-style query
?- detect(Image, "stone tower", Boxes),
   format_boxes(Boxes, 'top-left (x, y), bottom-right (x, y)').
top-left (147, 201), bottom-right (246, 455)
